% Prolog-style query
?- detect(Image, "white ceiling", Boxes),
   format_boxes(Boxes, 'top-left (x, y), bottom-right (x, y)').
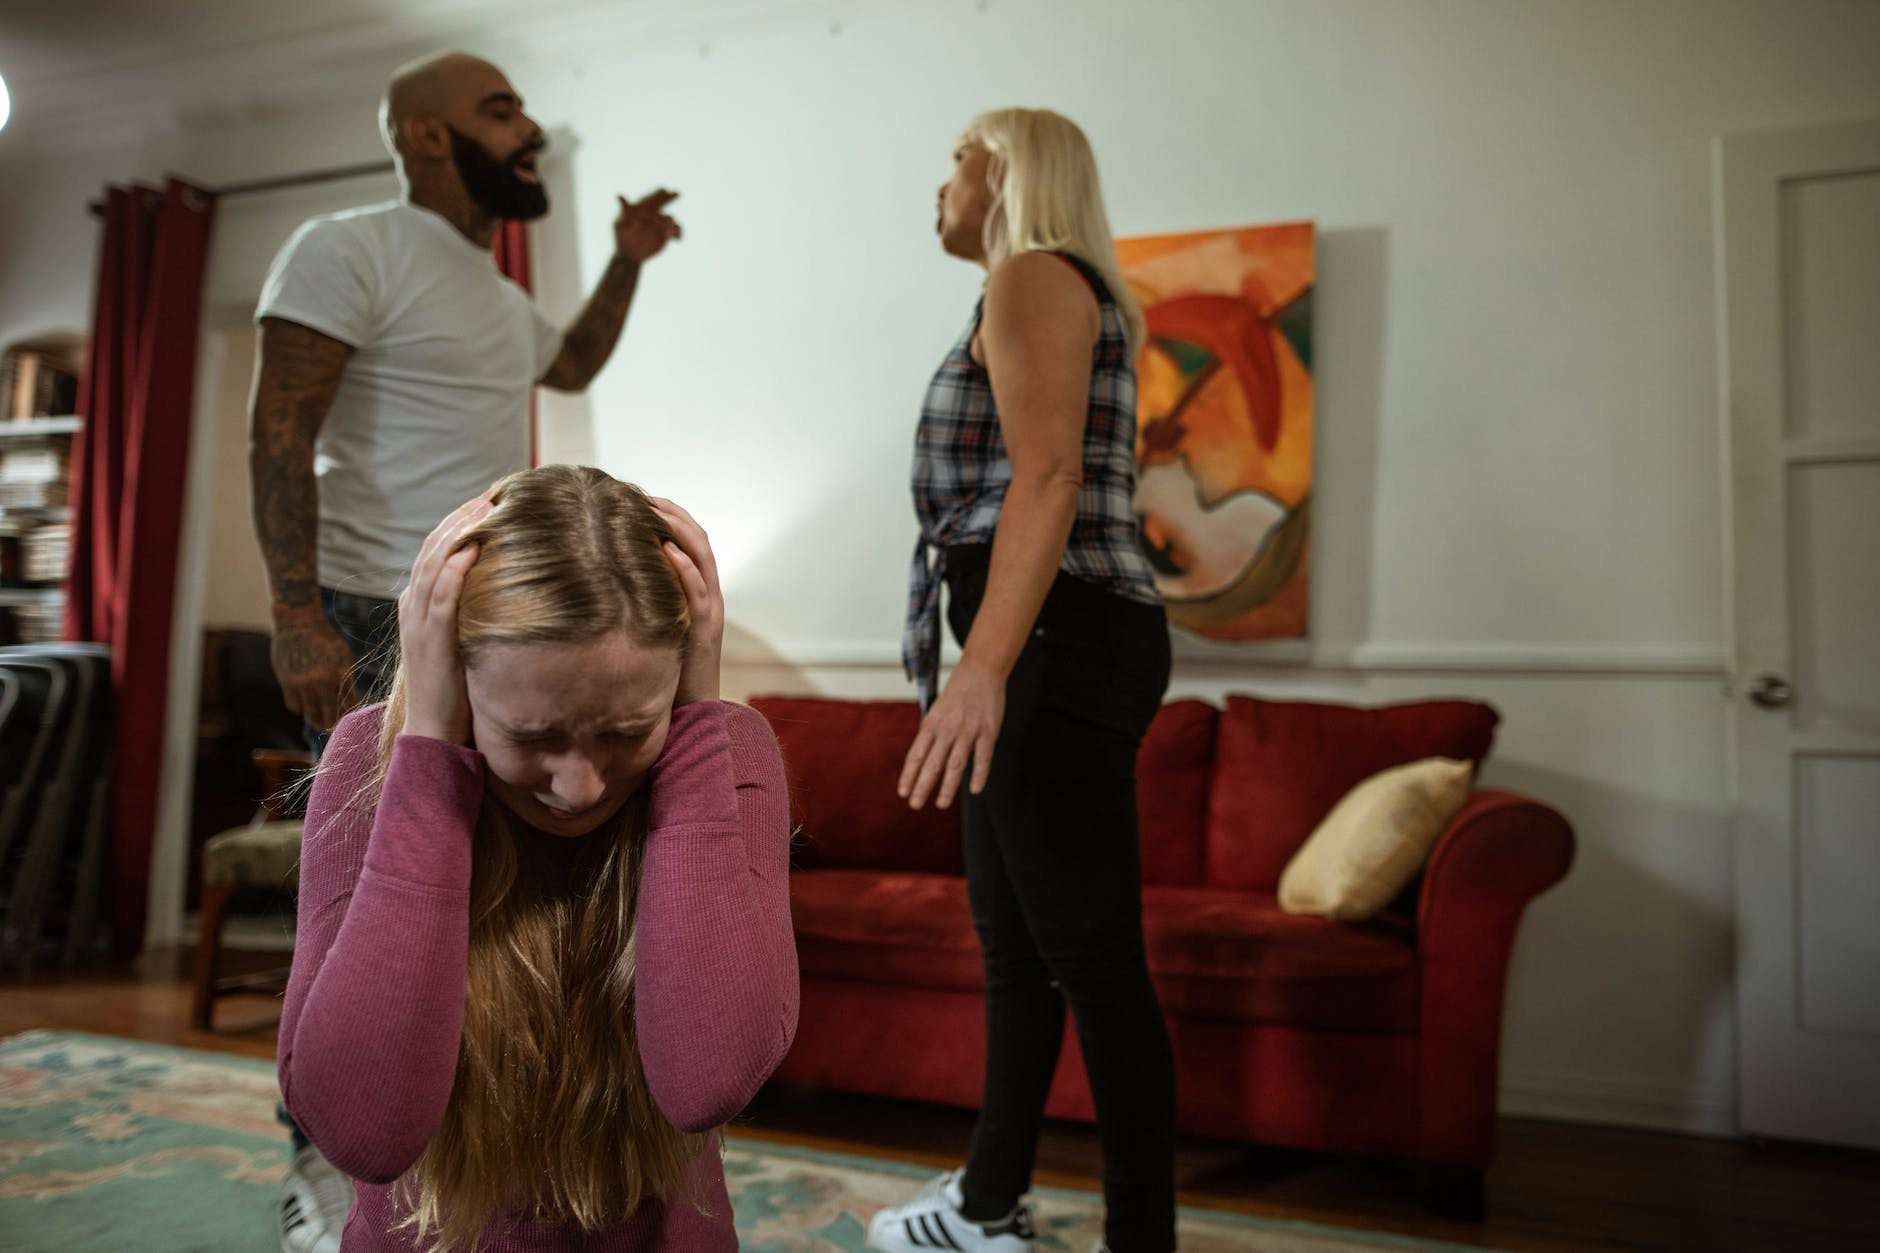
top-left (0, 0), bottom-right (746, 147)
top-left (0, 0), bottom-right (461, 86)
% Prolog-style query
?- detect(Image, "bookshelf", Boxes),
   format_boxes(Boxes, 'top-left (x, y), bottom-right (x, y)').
top-left (1, 334), bottom-right (83, 643)
top-left (1, 415), bottom-right (82, 437)
top-left (0, 415), bottom-right (79, 644)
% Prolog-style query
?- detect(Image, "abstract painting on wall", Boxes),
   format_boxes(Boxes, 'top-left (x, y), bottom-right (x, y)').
top-left (1119, 221), bottom-right (1314, 641)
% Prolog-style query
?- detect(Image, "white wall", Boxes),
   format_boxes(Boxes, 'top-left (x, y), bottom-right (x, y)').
top-left (197, 326), bottom-right (272, 632)
top-left (3, 0), bottom-right (1879, 1136)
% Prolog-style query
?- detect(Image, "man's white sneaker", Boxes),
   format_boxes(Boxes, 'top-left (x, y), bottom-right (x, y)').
top-left (866, 1169), bottom-right (1035, 1252)
top-left (280, 1144), bottom-right (351, 1253)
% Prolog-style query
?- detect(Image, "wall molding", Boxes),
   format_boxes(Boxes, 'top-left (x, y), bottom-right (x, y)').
top-left (722, 640), bottom-right (1732, 678)
top-left (1500, 1069), bottom-right (1738, 1138)
top-left (1337, 642), bottom-right (1729, 676)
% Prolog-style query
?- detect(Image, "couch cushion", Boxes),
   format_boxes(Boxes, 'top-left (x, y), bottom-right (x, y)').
top-left (751, 697), bottom-right (963, 875)
top-left (790, 869), bottom-right (1418, 1032)
top-left (1141, 886), bottom-right (1419, 1031)
top-left (791, 870), bottom-right (983, 993)
top-left (1206, 697), bottom-right (1499, 891)
top-left (1279, 757), bottom-right (1474, 922)
top-left (1137, 700), bottom-right (1217, 886)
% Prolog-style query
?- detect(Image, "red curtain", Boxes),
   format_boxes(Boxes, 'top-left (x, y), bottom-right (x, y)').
top-left (490, 220), bottom-right (540, 466)
top-left (63, 178), bottom-right (217, 953)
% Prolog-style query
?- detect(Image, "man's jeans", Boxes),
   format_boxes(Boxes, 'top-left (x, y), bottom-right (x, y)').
top-left (301, 587), bottom-right (400, 762)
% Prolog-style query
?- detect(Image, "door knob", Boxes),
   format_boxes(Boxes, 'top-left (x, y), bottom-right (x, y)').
top-left (1748, 673), bottom-right (1793, 709)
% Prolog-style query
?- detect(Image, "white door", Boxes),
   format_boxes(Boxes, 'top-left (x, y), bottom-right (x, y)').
top-left (1718, 118), bottom-right (1880, 1149)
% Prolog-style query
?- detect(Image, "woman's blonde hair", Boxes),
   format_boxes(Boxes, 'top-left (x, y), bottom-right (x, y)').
top-left (366, 465), bottom-right (705, 1251)
top-left (962, 107), bottom-right (1145, 350)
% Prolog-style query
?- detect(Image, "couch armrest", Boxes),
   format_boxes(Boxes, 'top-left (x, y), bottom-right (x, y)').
top-left (1413, 788), bottom-right (1574, 1167)
top-left (1416, 789), bottom-right (1574, 937)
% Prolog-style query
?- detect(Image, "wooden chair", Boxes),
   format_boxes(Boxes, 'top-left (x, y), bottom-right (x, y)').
top-left (189, 747), bottom-right (309, 1030)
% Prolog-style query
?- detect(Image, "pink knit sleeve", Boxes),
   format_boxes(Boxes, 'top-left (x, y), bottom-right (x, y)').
top-left (276, 706), bottom-right (486, 1184)
top-left (633, 701), bottom-right (800, 1132)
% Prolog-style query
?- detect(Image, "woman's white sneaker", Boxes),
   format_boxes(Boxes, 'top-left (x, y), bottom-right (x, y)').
top-left (866, 1169), bottom-right (1035, 1252)
top-left (279, 1144), bottom-right (350, 1253)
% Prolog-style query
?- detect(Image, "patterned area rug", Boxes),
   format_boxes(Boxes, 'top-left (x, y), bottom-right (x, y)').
top-left (0, 1031), bottom-right (1492, 1251)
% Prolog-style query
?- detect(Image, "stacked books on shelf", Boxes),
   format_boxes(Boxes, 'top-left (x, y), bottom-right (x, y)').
top-left (0, 438), bottom-right (73, 643)
top-left (0, 438), bottom-right (71, 510)
top-left (3, 594), bottom-right (64, 644)
top-left (1, 334), bottom-right (84, 646)
top-left (0, 342), bottom-right (81, 423)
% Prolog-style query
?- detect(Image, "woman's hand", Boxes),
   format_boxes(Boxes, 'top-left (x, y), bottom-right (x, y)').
top-left (651, 497), bottom-right (723, 706)
top-left (397, 492), bottom-right (493, 743)
top-left (899, 656), bottom-right (1004, 810)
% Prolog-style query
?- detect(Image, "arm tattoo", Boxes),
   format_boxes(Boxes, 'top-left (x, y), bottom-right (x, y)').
top-left (250, 317), bottom-right (353, 610)
top-left (543, 254), bottom-right (641, 391)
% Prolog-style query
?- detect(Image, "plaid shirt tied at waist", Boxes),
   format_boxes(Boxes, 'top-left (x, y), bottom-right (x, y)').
top-left (903, 252), bottom-right (1160, 709)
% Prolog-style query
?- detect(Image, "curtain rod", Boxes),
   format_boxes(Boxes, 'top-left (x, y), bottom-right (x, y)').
top-left (86, 159), bottom-right (396, 216)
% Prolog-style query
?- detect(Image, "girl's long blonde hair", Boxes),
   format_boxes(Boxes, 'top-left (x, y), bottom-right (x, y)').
top-left (963, 106), bottom-right (1145, 350)
top-left (364, 465), bottom-right (706, 1251)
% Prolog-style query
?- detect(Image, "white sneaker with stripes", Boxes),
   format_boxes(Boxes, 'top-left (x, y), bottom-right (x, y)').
top-left (280, 1144), bottom-right (350, 1253)
top-left (866, 1169), bottom-right (1035, 1253)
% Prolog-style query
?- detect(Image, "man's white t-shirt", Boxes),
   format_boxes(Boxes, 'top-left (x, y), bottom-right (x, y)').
top-left (256, 201), bottom-right (563, 599)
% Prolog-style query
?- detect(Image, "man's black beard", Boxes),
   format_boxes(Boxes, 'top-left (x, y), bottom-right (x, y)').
top-left (449, 126), bottom-right (549, 222)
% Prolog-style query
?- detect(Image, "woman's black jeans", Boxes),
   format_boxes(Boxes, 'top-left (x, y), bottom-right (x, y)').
top-left (943, 545), bottom-right (1176, 1253)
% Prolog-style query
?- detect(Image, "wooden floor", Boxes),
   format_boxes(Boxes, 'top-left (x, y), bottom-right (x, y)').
top-left (4, 948), bottom-right (1878, 1253)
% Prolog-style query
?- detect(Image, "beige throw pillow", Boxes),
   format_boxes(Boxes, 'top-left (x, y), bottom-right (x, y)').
top-left (1278, 757), bottom-right (1474, 922)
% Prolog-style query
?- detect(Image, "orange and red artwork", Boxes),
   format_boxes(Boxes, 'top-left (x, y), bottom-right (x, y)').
top-left (1120, 221), bottom-right (1313, 641)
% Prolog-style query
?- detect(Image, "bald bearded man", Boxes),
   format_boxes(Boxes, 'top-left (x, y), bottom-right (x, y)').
top-left (251, 51), bottom-right (680, 740)
top-left (250, 52), bottom-right (678, 1253)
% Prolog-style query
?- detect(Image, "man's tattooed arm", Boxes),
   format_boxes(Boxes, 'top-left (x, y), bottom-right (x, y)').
top-left (250, 316), bottom-right (357, 728)
top-left (251, 317), bottom-right (350, 611)
top-left (538, 254), bottom-right (641, 392)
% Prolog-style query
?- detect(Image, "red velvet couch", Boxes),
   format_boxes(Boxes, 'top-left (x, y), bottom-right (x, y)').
top-left (748, 693), bottom-right (1574, 1213)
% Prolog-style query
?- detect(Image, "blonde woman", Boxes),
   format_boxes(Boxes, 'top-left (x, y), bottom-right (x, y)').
top-left (278, 465), bottom-right (797, 1251)
top-left (875, 110), bottom-right (1174, 1253)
